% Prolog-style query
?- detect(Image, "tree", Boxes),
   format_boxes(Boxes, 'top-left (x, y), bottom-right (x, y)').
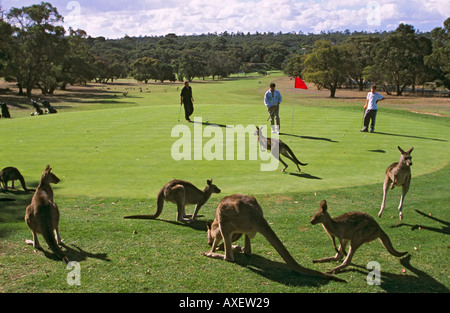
top-left (425, 18), bottom-right (450, 91)
top-left (5, 2), bottom-right (66, 96)
top-left (177, 48), bottom-right (208, 81)
top-left (58, 29), bottom-right (97, 89)
top-left (0, 17), bottom-right (13, 73)
top-left (130, 57), bottom-right (158, 83)
top-left (302, 40), bottom-right (350, 97)
top-left (207, 51), bottom-right (239, 80)
top-left (341, 36), bottom-right (379, 90)
top-left (283, 53), bottom-right (304, 78)
top-left (365, 24), bottom-right (432, 95)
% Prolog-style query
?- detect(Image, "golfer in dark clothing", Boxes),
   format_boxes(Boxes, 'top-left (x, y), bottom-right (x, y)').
top-left (180, 81), bottom-right (194, 122)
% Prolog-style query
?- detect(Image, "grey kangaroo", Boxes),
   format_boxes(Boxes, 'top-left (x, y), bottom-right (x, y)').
top-left (25, 165), bottom-right (69, 264)
top-left (379, 146), bottom-right (414, 221)
top-left (310, 200), bottom-right (407, 274)
top-left (124, 179), bottom-right (221, 222)
top-left (254, 126), bottom-right (308, 172)
top-left (204, 194), bottom-right (345, 282)
top-left (0, 167), bottom-right (29, 191)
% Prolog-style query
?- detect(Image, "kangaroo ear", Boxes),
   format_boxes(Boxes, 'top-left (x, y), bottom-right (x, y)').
top-left (398, 146), bottom-right (406, 154)
top-left (44, 165), bottom-right (52, 173)
top-left (207, 179), bottom-right (212, 185)
top-left (320, 200), bottom-right (328, 211)
top-left (407, 147), bottom-right (414, 154)
top-left (206, 220), bottom-right (212, 230)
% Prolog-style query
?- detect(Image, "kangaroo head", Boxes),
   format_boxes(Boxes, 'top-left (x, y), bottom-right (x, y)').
top-left (398, 146), bottom-right (414, 167)
top-left (207, 178), bottom-right (221, 194)
top-left (310, 200), bottom-right (329, 225)
top-left (254, 126), bottom-right (265, 137)
top-left (42, 165), bottom-right (60, 185)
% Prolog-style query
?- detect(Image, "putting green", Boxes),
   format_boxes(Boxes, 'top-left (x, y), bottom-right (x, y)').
top-left (1, 93), bottom-right (448, 199)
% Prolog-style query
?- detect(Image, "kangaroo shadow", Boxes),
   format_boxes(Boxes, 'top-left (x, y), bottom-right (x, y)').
top-left (390, 210), bottom-right (450, 235)
top-left (60, 243), bottom-right (111, 263)
top-left (287, 172), bottom-right (322, 180)
top-left (154, 218), bottom-right (209, 232)
top-left (32, 242), bottom-right (111, 263)
top-left (232, 252), bottom-right (335, 287)
top-left (343, 255), bottom-right (448, 292)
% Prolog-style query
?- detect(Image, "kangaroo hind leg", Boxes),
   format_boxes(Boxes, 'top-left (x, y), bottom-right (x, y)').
top-left (379, 176), bottom-right (391, 218)
top-left (172, 186), bottom-right (191, 222)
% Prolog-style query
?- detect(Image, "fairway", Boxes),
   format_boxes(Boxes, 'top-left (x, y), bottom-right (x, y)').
top-left (1, 74), bottom-right (448, 198)
top-left (1, 73), bottom-right (449, 294)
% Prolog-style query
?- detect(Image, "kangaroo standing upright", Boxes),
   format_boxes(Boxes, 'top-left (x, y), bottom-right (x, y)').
top-left (124, 179), bottom-right (221, 222)
top-left (379, 146), bottom-right (414, 221)
top-left (25, 165), bottom-right (68, 264)
top-left (204, 194), bottom-right (345, 282)
top-left (310, 200), bottom-right (407, 274)
top-left (254, 126), bottom-right (308, 172)
top-left (0, 167), bottom-right (29, 191)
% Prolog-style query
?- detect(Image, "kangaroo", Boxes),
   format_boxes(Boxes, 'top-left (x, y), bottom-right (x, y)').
top-left (204, 194), bottom-right (345, 282)
top-left (254, 126), bottom-right (308, 172)
top-left (124, 179), bottom-right (221, 222)
top-left (1, 102), bottom-right (11, 118)
top-left (310, 200), bottom-right (407, 274)
top-left (24, 165), bottom-right (69, 264)
top-left (0, 167), bottom-right (29, 191)
top-left (379, 146), bottom-right (414, 221)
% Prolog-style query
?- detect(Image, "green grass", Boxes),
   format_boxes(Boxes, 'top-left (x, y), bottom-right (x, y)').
top-left (0, 72), bottom-right (449, 293)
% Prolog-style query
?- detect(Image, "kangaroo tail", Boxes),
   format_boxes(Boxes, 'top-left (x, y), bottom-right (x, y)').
top-left (18, 174), bottom-right (28, 191)
top-left (124, 188), bottom-right (165, 220)
top-left (285, 145), bottom-right (308, 166)
top-left (258, 220), bottom-right (345, 282)
top-left (379, 229), bottom-right (408, 257)
top-left (41, 222), bottom-right (69, 264)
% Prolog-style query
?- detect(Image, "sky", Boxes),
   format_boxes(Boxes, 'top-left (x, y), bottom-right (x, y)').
top-left (1, 0), bottom-right (449, 38)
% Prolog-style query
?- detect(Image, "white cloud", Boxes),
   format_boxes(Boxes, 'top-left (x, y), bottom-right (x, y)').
top-left (2, 0), bottom-right (448, 38)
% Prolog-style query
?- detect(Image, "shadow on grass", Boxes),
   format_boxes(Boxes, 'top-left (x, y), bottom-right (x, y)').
top-left (152, 218), bottom-right (209, 232)
top-left (287, 172), bottom-right (322, 180)
top-left (390, 210), bottom-right (450, 235)
top-left (345, 255), bottom-right (448, 292)
top-left (373, 131), bottom-right (447, 142)
top-left (280, 132), bottom-right (338, 143)
top-left (26, 242), bottom-right (111, 263)
top-left (232, 252), bottom-right (336, 287)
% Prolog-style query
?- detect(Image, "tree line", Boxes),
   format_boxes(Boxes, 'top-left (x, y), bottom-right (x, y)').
top-left (0, 2), bottom-right (448, 98)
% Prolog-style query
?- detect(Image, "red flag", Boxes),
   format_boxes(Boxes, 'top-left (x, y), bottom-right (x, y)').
top-left (295, 77), bottom-right (308, 89)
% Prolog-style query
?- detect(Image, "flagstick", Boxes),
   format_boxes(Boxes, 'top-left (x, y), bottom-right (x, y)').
top-left (291, 86), bottom-right (296, 142)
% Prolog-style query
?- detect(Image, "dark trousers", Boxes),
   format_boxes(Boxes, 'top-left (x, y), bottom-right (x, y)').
top-left (363, 109), bottom-right (377, 132)
top-left (183, 101), bottom-right (194, 121)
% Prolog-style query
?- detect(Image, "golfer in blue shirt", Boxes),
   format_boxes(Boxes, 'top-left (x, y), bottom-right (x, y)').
top-left (264, 83), bottom-right (283, 133)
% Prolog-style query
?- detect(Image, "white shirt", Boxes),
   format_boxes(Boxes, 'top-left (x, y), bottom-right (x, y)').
top-left (366, 92), bottom-right (384, 110)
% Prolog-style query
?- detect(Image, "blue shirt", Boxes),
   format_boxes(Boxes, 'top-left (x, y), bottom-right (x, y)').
top-left (264, 89), bottom-right (282, 108)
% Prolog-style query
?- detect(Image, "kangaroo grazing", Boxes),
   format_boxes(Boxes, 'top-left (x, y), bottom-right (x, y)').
top-left (204, 194), bottom-right (345, 282)
top-left (310, 200), bottom-right (407, 274)
top-left (379, 146), bottom-right (414, 221)
top-left (24, 165), bottom-right (69, 264)
top-left (124, 179), bottom-right (221, 222)
top-left (0, 167), bottom-right (29, 191)
top-left (254, 126), bottom-right (308, 172)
